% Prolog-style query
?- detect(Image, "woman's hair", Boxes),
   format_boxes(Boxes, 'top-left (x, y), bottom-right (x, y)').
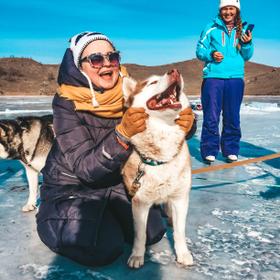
top-left (235, 9), bottom-right (243, 40)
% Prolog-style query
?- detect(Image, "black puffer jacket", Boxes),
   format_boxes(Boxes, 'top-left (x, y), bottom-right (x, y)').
top-left (41, 93), bottom-right (131, 196)
top-left (36, 50), bottom-right (167, 266)
top-left (41, 49), bottom-right (132, 198)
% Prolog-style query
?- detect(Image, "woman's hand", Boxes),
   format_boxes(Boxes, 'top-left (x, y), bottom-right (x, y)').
top-left (116, 107), bottom-right (148, 138)
top-left (241, 31), bottom-right (252, 44)
top-left (212, 51), bottom-right (224, 63)
top-left (175, 107), bottom-right (195, 134)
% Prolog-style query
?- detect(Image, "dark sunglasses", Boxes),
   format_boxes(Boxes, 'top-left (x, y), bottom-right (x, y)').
top-left (80, 51), bottom-right (121, 68)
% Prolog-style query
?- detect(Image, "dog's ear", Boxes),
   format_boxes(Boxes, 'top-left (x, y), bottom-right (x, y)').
top-left (122, 76), bottom-right (137, 103)
top-left (16, 118), bottom-right (31, 132)
top-left (0, 127), bottom-right (5, 138)
top-left (0, 124), bottom-right (7, 138)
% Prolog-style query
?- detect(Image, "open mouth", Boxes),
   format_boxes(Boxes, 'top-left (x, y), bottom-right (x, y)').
top-left (99, 70), bottom-right (113, 78)
top-left (146, 82), bottom-right (182, 110)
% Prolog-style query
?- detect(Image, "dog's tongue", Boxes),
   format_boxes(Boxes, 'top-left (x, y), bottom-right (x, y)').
top-left (147, 82), bottom-right (182, 111)
top-left (148, 100), bottom-right (157, 108)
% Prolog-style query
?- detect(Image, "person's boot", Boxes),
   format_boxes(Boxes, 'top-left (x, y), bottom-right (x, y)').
top-left (226, 155), bottom-right (238, 163)
top-left (204, 155), bottom-right (215, 164)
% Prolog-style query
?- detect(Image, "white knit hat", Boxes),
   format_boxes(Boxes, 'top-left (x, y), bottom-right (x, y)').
top-left (219, 0), bottom-right (240, 9)
top-left (69, 31), bottom-right (115, 68)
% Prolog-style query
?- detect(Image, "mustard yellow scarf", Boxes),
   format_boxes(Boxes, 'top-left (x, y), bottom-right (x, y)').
top-left (58, 66), bottom-right (128, 118)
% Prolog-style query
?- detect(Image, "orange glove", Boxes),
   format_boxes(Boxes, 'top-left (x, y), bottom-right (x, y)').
top-left (175, 107), bottom-right (195, 134)
top-left (116, 107), bottom-right (148, 139)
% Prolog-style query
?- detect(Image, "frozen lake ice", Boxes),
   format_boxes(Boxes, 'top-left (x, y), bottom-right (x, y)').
top-left (0, 96), bottom-right (279, 280)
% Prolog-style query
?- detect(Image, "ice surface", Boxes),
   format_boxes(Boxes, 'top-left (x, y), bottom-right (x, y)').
top-left (0, 96), bottom-right (53, 118)
top-left (0, 109), bottom-right (53, 116)
top-left (0, 96), bottom-right (280, 280)
top-left (241, 101), bottom-right (280, 114)
top-left (19, 264), bottom-right (114, 280)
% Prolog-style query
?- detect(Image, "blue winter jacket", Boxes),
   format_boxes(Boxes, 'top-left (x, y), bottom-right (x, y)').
top-left (196, 16), bottom-right (254, 79)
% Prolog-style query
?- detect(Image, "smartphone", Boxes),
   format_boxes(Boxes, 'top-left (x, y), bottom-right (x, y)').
top-left (245, 24), bottom-right (254, 35)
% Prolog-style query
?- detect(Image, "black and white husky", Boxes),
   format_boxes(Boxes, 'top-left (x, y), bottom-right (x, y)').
top-left (122, 69), bottom-right (193, 268)
top-left (0, 115), bottom-right (54, 212)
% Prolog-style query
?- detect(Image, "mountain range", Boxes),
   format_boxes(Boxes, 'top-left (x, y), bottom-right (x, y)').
top-left (0, 57), bottom-right (279, 96)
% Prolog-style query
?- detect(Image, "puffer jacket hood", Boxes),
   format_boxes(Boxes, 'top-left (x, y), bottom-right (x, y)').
top-left (57, 49), bottom-right (89, 87)
top-left (57, 48), bottom-right (103, 92)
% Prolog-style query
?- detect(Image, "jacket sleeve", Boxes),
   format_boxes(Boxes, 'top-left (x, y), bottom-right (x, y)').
top-left (196, 25), bottom-right (215, 62)
top-left (240, 41), bottom-right (254, 61)
top-left (52, 95), bottom-right (132, 184)
top-left (239, 23), bottom-right (254, 61)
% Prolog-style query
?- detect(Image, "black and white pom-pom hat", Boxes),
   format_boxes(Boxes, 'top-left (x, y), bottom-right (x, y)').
top-left (69, 31), bottom-right (116, 107)
top-left (69, 31), bottom-right (116, 68)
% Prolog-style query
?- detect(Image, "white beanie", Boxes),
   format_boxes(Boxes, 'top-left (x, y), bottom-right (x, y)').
top-left (219, 0), bottom-right (240, 9)
top-left (69, 31), bottom-right (115, 68)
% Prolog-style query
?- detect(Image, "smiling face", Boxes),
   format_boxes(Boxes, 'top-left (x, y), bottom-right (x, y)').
top-left (220, 5), bottom-right (238, 24)
top-left (80, 40), bottom-right (120, 90)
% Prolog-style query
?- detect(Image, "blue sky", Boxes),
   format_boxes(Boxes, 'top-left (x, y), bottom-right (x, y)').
top-left (0, 0), bottom-right (279, 67)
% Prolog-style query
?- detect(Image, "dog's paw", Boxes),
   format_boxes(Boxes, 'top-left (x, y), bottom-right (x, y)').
top-left (22, 204), bottom-right (36, 212)
top-left (127, 254), bottom-right (144, 269)
top-left (176, 251), bottom-right (194, 267)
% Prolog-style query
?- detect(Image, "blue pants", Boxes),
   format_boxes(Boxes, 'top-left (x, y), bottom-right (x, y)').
top-left (200, 78), bottom-right (244, 159)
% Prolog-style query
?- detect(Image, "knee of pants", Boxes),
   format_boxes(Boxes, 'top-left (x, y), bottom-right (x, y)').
top-left (37, 210), bottom-right (125, 266)
top-left (37, 219), bottom-right (124, 267)
top-left (202, 121), bottom-right (220, 135)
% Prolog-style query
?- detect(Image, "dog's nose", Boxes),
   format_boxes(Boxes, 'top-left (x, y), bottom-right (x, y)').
top-left (167, 69), bottom-right (180, 82)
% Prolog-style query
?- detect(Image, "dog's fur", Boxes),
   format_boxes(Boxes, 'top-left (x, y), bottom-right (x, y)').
top-left (122, 69), bottom-right (193, 268)
top-left (0, 115), bottom-right (54, 212)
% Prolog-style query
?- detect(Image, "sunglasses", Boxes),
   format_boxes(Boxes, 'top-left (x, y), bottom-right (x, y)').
top-left (80, 51), bottom-right (121, 68)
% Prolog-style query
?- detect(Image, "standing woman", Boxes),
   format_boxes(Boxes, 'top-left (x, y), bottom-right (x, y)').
top-left (196, 0), bottom-right (253, 163)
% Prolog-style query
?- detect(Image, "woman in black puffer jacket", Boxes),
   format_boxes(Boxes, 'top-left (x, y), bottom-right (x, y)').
top-left (36, 31), bottom-right (196, 266)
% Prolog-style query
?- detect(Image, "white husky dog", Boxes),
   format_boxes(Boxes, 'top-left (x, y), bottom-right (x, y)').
top-left (122, 69), bottom-right (193, 268)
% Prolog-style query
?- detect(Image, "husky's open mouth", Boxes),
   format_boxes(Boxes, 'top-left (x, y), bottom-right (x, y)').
top-left (146, 82), bottom-right (182, 110)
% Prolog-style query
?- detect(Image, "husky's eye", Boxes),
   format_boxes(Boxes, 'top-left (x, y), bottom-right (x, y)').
top-left (148, 81), bottom-right (158, 86)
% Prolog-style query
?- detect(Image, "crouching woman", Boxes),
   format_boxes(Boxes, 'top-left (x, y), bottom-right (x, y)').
top-left (36, 31), bottom-right (196, 267)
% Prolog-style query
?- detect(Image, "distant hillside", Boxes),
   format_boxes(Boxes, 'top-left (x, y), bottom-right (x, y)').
top-left (0, 57), bottom-right (279, 96)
